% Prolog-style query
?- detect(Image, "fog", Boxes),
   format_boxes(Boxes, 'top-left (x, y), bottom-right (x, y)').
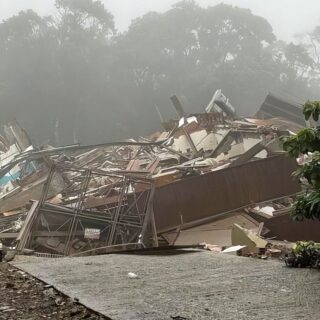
top-left (0, 0), bottom-right (319, 145)
top-left (2, 0), bottom-right (320, 40)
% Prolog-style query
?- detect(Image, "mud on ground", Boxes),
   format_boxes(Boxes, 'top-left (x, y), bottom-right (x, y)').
top-left (0, 262), bottom-right (108, 320)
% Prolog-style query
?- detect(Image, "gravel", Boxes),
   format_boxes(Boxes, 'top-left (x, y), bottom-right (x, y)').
top-left (12, 249), bottom-right (320, 320)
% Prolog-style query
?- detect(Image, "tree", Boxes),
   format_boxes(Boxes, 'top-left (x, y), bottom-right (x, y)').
top-left (52, 0), bottom-right (116, 143)
top-left (0, 1), bottom-right (318, 145)
top-left (0, 1), bottom-right (116, 145)
top-left (0, 10), bottom-right (59, 140)
top-left (282, 101), bottom-right (320, 220)
top-left (118, 2), bottom-right (316, 119)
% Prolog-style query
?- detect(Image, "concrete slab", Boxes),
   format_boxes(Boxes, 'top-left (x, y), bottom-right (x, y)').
top-left (13, 250), bottom-right (320, 320)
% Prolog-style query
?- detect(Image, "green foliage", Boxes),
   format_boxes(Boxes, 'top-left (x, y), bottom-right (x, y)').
top-left (283, 101), bottom-right (320, 220)
top-left (282, 128), bottom-right (320, 157)
top-left (303, 100), bottom-right (320, 121)
top-left (293, 152), bottom-right (320, 188)
top-left (293, 241), bottom-right (320, 255)
top-left (293, 190), bottom-right (320, 220)
top-left (285, 241), bottom-right (320, 268)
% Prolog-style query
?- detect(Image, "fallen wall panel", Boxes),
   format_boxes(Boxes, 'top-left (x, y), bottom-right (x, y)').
top-left (154, 155), bottom-right (300, 232)
top-left (264, 213), bottom-right (320, 242)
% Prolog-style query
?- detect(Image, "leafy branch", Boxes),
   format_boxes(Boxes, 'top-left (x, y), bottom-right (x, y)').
top-left (282, 101), bottom-right (320, 220)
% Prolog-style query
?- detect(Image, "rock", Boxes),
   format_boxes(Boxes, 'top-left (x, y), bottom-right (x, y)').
top-left (41, 300), bottom-right (56, 308)
top-left (55, 297), bottom-right (65, 306)
top-left (0, 262), bottom-right (8, 272)
top-left (4, 250), bottom-right (16, 262)
top-left (0, 306), bottom-right (12, 311)
top-left (5, 282), bottom-right (14, 288)
top-left (2, 308), bottom-right (16, 313)
top-left (69, 306), bottom-right (82, 316)
top-left (43, 287), bottom-right (56, 299)
top-left (127, 272), bottom-right (139, 279)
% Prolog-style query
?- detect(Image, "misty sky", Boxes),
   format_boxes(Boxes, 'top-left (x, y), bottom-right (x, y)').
top-left (0, 0), bottom-right (320, 41)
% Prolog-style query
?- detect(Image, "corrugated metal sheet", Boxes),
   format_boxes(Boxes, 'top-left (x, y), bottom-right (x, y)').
top-left (264, 213), bottom-right (320, 242)
top-left (256, 93), bottom-right (305, 126)
top-left (154, 155), bottom-right (300, 232)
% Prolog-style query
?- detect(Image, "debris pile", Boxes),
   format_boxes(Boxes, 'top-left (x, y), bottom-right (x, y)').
top-left (0, 90), bottom-right (315, 257)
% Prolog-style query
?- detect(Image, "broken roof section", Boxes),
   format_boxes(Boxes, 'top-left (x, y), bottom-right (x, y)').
top-left (0, 90), bottom-right (305, 256)
top-left (256, 93), bottom-right (305, 127)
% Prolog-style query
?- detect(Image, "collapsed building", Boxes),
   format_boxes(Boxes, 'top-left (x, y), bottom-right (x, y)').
top-left (0, 91), bottom-right (316, 257)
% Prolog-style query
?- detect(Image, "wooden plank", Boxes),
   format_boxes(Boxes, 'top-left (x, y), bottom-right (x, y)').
top-left (0, 232), bottom-right (19, 239)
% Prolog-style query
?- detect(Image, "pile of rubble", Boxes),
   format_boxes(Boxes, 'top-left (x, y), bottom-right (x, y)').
top-left (0, 90), bottom-right (317, 258)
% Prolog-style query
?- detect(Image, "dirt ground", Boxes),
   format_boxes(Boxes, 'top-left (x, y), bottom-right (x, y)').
top-left (0, 262), bottom-right (108, 320)
top-left (12, 249), bottom-right (320, 320)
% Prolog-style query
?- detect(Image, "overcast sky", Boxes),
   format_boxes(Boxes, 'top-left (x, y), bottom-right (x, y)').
top-left (0, 0), bottom-right (319, 41)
